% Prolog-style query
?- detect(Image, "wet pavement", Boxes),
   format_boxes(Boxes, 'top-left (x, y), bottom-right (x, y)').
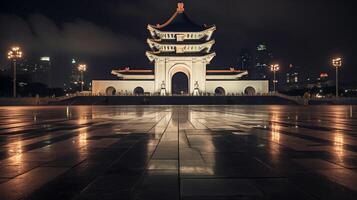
top-left (0, 105), bottom-right (356, 200)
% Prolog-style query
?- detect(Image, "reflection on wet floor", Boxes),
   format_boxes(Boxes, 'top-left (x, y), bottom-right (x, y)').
top-left (0, 105), bottom-right (357, 200)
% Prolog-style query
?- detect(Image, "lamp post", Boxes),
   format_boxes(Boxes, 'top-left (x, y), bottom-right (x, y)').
top-left (332, 58), bottom-right (342, 98)
top-left (78, 64), bottom-right (87, 92)
top-left (270, 64), bottom-right (280, 93)
top-left (7, 47), bottom-right (23, 98)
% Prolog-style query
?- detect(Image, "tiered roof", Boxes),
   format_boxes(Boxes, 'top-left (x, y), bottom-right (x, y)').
top-left (146, 2), bottom-right (216, 62)
top-left (149, 3), bottom-right (213, 32)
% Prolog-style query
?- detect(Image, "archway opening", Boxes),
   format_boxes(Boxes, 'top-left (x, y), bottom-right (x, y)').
top-left (244, 86), bottom-right (256, 95)
top-left (215, 87), bottom-right (225, 96)
top-left (106, 87), bottom-right (116, 96)
top-left (133, 87), bottom-right (144, 96)
top-left (171, 72), bottom-right (189, 95)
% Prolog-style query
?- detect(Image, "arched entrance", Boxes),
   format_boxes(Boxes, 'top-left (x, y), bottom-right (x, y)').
top-left (215, 87), bottom-right (225, 96)
top-left (133, 87), bottom-right (144, 96)
top-left (244, 86), bottom-right (256, 95)
top-left (171, 72), bottom-right (189, 95)
top-left (106, 86), bottom-right (116, 96)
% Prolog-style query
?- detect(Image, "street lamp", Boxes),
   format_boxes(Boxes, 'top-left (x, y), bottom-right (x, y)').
top-left (78, 64), bottom-right (87, 92)
top-left (7, 46), bottom-right (23, 98)
top-left (270, 64), bottom-right (280, 93)
top-left (332, 57), bottom-right (342, 97)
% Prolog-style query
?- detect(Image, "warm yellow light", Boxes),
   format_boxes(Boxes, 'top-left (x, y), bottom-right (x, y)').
top-left (334, 132), bottom-right (344, 160)
top-left (78, 131), bottom-right (88, 146)
top-left (271, 123), bottom-right (281, 143)
top-left (332, 57), bottom-right (342, 68)
top-left (8, 46), bottom-right (23, 60)
top-left (78, 64), bottom-right (87, 72)
top-left (270, 64), bottom-right (280, 72)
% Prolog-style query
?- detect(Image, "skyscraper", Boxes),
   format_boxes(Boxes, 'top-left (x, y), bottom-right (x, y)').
top-left (67, 58), bottom-right (80, 92)
top-left (15, 57), bottom-right (52, 87)
top-left (238, 48), bottom-right (252, 71)
top-left (285, 64), bottom-right (300, 90)
top-left (37, 57), bottom-right (52, 87)
top-left (70, 58), bottom-right (78, 83)
top-left (252, 44), bottom-right (273, 80)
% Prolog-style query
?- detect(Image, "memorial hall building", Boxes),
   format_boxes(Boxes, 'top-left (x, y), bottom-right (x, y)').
top-left (92, 3), bottom-right (268, 96)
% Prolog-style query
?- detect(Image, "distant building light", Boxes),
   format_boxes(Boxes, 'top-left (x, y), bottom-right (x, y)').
top-left (316, 93), bottom-right (323, 98)
top-left (257, 45), bottom-right (267, 51)
top-left (19, 82), bottom-right (28, 87)
top-left (40, 57), bottom-right (50, 61)
top-left (320, 72), bottom-right (328, 78)
top-left (72, 59), bottom-right (76, 64)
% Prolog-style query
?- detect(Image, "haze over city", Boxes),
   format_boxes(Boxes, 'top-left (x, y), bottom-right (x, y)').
top-left (1, 0), bottom-right (356, 87)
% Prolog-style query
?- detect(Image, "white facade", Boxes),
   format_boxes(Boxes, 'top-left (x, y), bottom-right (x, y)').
top-left (92, 79), bottom-right (268, 96)
top-left (92, 80), bottom-right (154, 95)
top-left (206, 80), bottom-right (269, 95)
top-left (92, 3), bottom-right (268, 96)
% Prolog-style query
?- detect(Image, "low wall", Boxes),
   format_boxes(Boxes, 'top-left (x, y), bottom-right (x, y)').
top-left (309, 97), bottom-right (357, 105)
top-left (0, 98), bottom-right (41, 106)
top-left (3, 96), bottom-right (357, 106)
top-left (0, 96), bottom-right (71, 106)
top-left (51, 96), bottom-right (298, 105)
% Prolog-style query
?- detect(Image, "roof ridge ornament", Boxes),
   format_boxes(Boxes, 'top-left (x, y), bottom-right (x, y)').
top-left (177, 2), bottom-right (184, 13)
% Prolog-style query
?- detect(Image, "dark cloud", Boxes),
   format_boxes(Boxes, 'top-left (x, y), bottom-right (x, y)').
top-left (0, 14), bottom-right (142, 56)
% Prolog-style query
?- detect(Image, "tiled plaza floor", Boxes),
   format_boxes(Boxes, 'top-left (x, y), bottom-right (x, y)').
top-left (0, 105), bottom-right (357, 200)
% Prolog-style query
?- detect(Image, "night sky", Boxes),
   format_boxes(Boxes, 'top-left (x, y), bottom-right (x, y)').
top-left (0, 0), bottom-right (356, 87)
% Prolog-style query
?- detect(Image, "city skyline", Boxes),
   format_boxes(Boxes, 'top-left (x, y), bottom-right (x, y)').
top-left (0, 0), bottom-right (356, 87)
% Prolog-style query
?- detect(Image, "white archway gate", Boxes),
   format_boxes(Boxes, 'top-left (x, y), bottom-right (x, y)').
top-left (171, 72), bottom-right (189, 95)
top-left (167, 64), bottom-right (192, 94)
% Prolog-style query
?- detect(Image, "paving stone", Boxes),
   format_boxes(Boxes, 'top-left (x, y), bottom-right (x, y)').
top-left (0, 105), bottom-right (356, 200)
